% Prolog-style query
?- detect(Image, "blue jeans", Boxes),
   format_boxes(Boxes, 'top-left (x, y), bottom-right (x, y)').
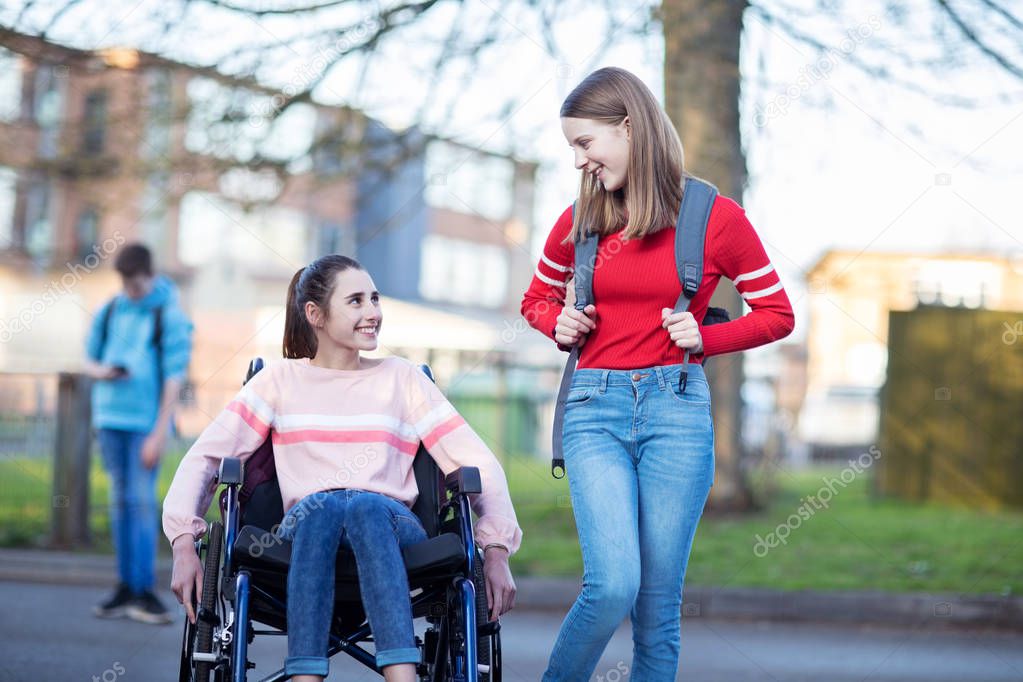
top-left (96, 428), bottom-right (160, 594)
top-left (275, 489), bottom-right (428, 677)
top-left (543, 364), bottom-right (715, 682)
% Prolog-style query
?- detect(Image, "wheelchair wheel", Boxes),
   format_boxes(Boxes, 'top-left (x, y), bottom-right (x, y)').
top-left (194, 521), bottom-right (224, 682)
top-left (472, 556), bottom-right (492, 682)
top-left (178, 604), bottom-right (195, 682)
top-left (433, 555), bottom-right (492, 682)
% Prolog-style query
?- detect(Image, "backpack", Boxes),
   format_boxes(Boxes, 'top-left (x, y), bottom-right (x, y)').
top-left (217, 358), bottom-right (285, 530)
top-left (97, 298), bottom-right (165, 396)
top-left (550, 176), bottom-right (730, 478)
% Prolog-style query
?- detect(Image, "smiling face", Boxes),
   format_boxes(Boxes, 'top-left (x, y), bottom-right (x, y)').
top-left (305, 268), bottom-right (382, 354)
top-left (562, 116), bottom-right (631, 193)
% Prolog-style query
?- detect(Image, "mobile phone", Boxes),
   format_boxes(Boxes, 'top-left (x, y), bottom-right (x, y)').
top-left (110, 365), bottom-right (129, 378)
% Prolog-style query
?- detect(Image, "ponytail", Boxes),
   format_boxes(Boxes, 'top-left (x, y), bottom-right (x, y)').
top-left (283, 267), bottom-right (317, 359)
top-left (282, 255), bottom-right (365, 359)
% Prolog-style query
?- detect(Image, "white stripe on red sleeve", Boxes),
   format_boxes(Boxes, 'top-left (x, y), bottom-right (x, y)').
top-left (733, 264), bottom-right (774, 283)
top-left (534, 268), bottom-right (568, 288)
top-left (740, 281), bottom-right (784, 301)
top-left (541, 253), bottom-right (570, 273)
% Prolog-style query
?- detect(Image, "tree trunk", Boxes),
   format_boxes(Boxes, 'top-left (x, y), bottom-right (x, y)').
top-left (663, 0), bottom-right (753, 511)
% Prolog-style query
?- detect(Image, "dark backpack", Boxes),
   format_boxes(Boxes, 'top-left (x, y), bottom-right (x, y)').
top-left (550, 176), bottom-right (730, 477)
top-left (215, 358), bottom-right (285, 530)
top-left (96, 298), bottom-right (165, 396)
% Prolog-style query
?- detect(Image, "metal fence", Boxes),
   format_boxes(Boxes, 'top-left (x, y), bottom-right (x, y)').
top-left (0, 372), bottom-right (57, 459)
top-left (0, 372), bottom-right (62, 546)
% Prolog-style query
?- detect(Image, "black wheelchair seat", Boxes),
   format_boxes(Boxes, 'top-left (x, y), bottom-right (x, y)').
top-left (232, 524), bottom-right (467, 582)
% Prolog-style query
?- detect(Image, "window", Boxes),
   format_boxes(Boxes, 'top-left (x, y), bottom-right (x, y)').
top-left (420, 235), bottom-right (508, 307)
top-left (316, 219), bottom-right (350, 256)
top-left (142, 69), bottom-right (173, 159)
top-left (24, 177), bottom-right (53, 262)
top-left (33, 65), bottom-right (63, 158)
top-left (140, 172), bottom-right (169, 253)
top-left (0, 48), bottom-right (22, 123)
top-left (424, 140), bottom-right (514, 222)
top-left (178, 190), bottom-right (308, 271)
top-left (74, 207), bottom-right (99, 262)
top-left (81, 90), bottom-right (107, 156)
top-left (0, 167), bottom-right (16, 248)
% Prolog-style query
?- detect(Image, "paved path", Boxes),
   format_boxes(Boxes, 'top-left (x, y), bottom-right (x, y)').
top-left (2, 581), bottom-right (1021, 681)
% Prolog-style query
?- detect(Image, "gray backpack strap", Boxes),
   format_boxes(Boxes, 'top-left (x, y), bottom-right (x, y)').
top-left (96, 299), bottom-right (116, 360)
top-left (153, 304), bottom-right (165, 401)
top-left (551, 203), bottom-right (598, 478)
top-left (673, 177), bottom-right (718, 393)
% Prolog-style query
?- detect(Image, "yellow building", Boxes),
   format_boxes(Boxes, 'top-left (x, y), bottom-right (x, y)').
top-left (799, 249), bottom-right (1023, 456)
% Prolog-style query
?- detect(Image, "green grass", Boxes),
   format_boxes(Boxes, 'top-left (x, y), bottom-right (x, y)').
top-left (502, 457), bottom-right (1023, 595)
top-left (0, 446), bottom-right (189, 553)
top-left (2, 452), bottom-right (1021, 594)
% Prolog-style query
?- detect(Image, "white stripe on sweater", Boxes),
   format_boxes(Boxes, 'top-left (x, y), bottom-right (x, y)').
top-left (414, 402), bottom-right (458, 436)
top-left (740, 281), bottom-right (784, 300)
top-left (237, 388), bottom-right (276, 427)
top-left (734, 264), bottom-right (775, 284)
top-left (275, 413), bottom-right (417, 438)
top-left (541, 253), bottom-right (570, 273)
top-left (535, 268), bottom-right (568, 288)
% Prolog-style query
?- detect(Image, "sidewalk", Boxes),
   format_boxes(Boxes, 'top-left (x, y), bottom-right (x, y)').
top-left (2, 547), bottom-right (1020, 630)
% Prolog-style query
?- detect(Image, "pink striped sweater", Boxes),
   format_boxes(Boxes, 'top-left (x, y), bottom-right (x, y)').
top-left (162, 357), bottom-right (522, 553)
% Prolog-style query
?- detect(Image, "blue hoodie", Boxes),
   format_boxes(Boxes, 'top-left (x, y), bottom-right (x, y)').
top-left (85, 275), bottom-right (194, 433)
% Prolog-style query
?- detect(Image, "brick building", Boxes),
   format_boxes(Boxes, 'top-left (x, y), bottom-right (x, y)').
top-left (0, 31), bottom-right (551, 437)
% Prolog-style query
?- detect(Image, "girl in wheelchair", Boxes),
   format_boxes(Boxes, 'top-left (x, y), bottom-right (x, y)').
top-left (163, 254), bottom-right (522, 682)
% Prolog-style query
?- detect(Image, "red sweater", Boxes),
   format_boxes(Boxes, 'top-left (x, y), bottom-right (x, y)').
top-left (521, 196), bottom-right (795, 370)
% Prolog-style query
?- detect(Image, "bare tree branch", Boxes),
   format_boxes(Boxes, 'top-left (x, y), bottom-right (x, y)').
top-left (198, 0), bottom-right (357, 17)
top-left (976, 0), bottom-right (1023, 33)
top-left (39, 0), bottom-right (87, 39)
top-left (747, 1), bottom-right (1023, 106)
top-left (934, 0), bottom-right (1023, 79)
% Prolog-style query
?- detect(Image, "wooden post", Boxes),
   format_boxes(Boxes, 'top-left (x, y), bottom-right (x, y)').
top-left (51, 372), bottom-right (92, 548)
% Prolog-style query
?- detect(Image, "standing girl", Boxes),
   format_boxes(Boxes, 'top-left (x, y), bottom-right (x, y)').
top-left (521, 67), bottom-right (794, 681)
top-left (165, 255), bottom-right (521, 682)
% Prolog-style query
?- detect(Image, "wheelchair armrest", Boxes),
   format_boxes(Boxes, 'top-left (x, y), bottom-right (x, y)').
top-left (217, 457), bottom-right (244, 486)
top-left (445, 466), bottom-right (482, 495)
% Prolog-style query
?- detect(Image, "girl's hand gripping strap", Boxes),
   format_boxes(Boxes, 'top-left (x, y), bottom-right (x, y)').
top-left (673, 177), bottom-right (718, 393)
top-left (551, 204), bottom-right (598, 478)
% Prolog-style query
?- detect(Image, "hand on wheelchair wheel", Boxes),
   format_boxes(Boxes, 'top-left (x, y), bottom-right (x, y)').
top-left (170, 536), bottom-right (204, 624)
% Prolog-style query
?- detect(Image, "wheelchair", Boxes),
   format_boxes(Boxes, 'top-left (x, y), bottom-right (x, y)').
top-left (178, 359), bottom-right (502, 682)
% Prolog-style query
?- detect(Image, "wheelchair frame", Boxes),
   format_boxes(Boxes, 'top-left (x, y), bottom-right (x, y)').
top-left (177, 362), bottom-right (502, 682)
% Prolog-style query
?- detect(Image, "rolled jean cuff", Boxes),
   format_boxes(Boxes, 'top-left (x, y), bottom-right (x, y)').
top-left (284, 655), bottom-right (328, 676)
top-left (376, 647), bottom-right (421, 667)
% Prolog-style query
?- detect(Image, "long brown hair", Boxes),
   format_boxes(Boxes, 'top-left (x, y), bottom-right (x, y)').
top-left (283, 254), bottom-right (364, 359)
top-left (561, 67), bottom-right (685, 241)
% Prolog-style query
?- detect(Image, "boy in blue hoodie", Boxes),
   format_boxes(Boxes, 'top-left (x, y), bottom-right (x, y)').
top-left (84, 243), bottom-right (193, 624)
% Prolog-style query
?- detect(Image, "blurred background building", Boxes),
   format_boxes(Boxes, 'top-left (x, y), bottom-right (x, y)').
top-left (797, 249), bottom-right (1023, 462)
top-left (0, 32), bottom-right (558, 455)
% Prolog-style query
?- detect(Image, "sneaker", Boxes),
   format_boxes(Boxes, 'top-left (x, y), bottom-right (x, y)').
top-left (93, 583), bottom-right (135, 619)
top-left (126, 590), bottom-right (174, 625)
